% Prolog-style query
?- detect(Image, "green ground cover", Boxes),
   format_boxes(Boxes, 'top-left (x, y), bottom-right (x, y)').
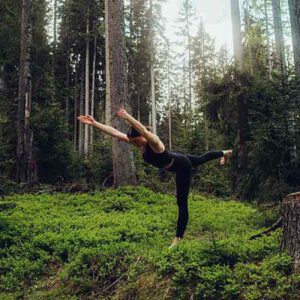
top-left (0, 186), bottom-right (299, 299)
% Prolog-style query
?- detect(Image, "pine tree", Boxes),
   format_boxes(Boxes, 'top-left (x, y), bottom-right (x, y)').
top-left (230, 0), bottom-right (243, 68)
top-left (105, 0), bottom-right (137, 186)
top-left (17, 0), bottom-right (37, 184)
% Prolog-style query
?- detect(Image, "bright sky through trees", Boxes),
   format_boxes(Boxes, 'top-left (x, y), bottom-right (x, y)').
top-left (162, 0), bottom-right (233, 52)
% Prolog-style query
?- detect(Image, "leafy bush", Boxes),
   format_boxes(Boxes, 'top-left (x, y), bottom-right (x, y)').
top-left (60, 243), bottom-right (135, 295)
top-left (0, 187), bottom-right (298, 299)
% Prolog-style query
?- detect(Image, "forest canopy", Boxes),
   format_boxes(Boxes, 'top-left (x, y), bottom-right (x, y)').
top-left (0, 0), bottom-right (299, 202)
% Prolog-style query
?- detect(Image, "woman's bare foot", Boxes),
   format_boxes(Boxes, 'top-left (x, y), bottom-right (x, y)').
top-left (219, 150), bottom-right (233, 165)
top-left (169, 237), bottom-right (182, 249)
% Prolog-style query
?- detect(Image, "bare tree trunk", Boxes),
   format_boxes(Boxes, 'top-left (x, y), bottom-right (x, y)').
top-left (244, 1), bottom-right (254, 75)
top-left (273, 0), bottom-right (296, 163)
top-left (167, 42), bottom-right (172, 151)
top-left (272, 0), bottom-right (287, 85)
top-left (282, 192), bottom-right (300, 272)
top-left (230, 0), bottom-right (243, 68)
top-left (187, 6), bottom-right (192, 109)
top-left (105, 0), bottom-right (137, 186)
top-left (128, 1), bottom-right (135, 118)
top-left (66, 48), bottom-right (70, 125)
top-left (200, 20), bottom-right (208, 151)
top-left (17, 0), bottom-right (37, 184)
top-left (105, 1), bottom-right (111, 125)
top-left (79, 63), bottom-right (84, 155)
top-left (90, 25), bottom-right (97, 150)
top-left (0, 65), bottom-right (4, 90)
top-left (84, 10), bottom-right (90, 159)
top-left (150, 0), bottom-right (157, 134)
top-left (52, 0), bottom-right (57, 100)
top-left (288, 0), bottom-right (300, 161)
top-left (73, 61), bottom-right (78, 150)
top-left (288, 0), bottom-right (300, 79)
top-left (264, 0), bottom-right (273, 79)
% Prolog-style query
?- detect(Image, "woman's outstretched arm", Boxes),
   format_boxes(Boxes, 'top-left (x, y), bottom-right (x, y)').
top-left (116, 107), bottom-right (161, 145)
top-left (77, 115), bottom-right (130, 143)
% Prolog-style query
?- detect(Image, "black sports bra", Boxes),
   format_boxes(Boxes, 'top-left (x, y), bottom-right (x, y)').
top-left (142, 143), bottom-right (173, 169)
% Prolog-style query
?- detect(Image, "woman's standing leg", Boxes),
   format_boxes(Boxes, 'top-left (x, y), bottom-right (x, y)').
top-left (174, 160), bottom-right (192, 238)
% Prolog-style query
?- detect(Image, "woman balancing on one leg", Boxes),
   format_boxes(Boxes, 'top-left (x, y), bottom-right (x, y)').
top-left (78, 107), bottom-right (233, 249)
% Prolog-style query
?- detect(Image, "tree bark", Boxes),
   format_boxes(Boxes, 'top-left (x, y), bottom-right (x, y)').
top-left (288, 0), bottom-right (300, 79)
top-left (17, 0), bottom-right (37, 184)
top-left (287, 0), bottom-right (300, 162)
top-left (79, 63), bottom-right (84, 154)
top-left (166, 41), bottom-right (172, 150)
top-left (73, 61), bottom-right (78, 150)
top-left (105, 0), bottom-right (137, 187)
top-left (66, 48), bottom-right (70, 126)
top-left (264, 0), bottom-right (273, 79)
top-left (282, 192), bottom-right (300, 272)
top-left (230, 0), bottom-right (243, 68)
top-left (52, 0), bottom-right (57, 100)
top-left (272, 0), bottom-right (286, 85)
top-left (90, 25), bottom-right (97, 151)
top-left (84, 10), bottom-right (90, 159)
top-left (105, 0), bottom-right (111, 125)
top-left (149, 0), bottom-right (157, 134)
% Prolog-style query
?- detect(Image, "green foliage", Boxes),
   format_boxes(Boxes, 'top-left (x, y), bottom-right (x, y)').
top-left (204, 68), bottom-right (300, 202)
top-left (60, 243), bottom-right (135, 294)
top-left (31, 102), bottom-right (74, 184)
top-left (0, 178), bottom-right (21, 197)
top-left (1, 187), bottom-right (297, 299)
top-left (228, 254), bottom-right (300, 300)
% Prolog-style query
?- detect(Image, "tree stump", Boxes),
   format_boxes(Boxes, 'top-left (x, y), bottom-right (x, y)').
top-left (282, 191), bottom-right (300, 272)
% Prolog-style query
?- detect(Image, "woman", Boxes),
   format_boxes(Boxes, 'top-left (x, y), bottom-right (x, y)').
top-left (78, 108), bottom-right (232, 248)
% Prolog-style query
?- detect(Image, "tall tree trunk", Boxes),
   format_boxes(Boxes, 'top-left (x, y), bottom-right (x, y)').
top-left (288, 0), bottom-right (300, 159)
top-left (105, 0), bottom-right (137, 186)
top-left (150, 0), bottom-right (157, 134)
top-left (288, 0), bottom-right (300, 79)
top-left (84, 10), bottom-right (90, 159)
top-left (128, 1), bottom-right (135, 118)
top-left (288, 0), bottom-right (300, 161)
top-left (73, 61), bottom-right (78, 150)
top-left (272, 0), bottom-right (287, 85)
top-left (79, 63), bottom-right (84, 154)
top-left (0, 65), bottom-right (4, 90)
top-left (90, 25), bottom-right (97, 150)
top-left (187, 5), bottom-right (192, 109)
top-left (230, 0), bottom-right (243, 68)
top-left (167, 41), bottom-right (172, 150)
top-left (17, 0), bottom-right (37, 184)
top-left (66, 48), bottom-right (70, 125)
top-left (264, 0), bottom-right (273, 79)
top-left (244, 1), bottom-right (254, 75)
top-left (105, 1), bottom-right (111, 125)
top-left (52, 0), bottom-right (57, 100)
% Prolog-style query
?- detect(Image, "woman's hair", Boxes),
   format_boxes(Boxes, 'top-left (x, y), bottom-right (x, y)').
top-left (127, 126), bottom-right (151, 138)
top-left (127, 127), bottom-right (141, 138)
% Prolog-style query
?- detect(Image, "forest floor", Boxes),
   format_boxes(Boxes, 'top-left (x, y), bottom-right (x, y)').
top-left (1, 186), bottom-right (299, 299)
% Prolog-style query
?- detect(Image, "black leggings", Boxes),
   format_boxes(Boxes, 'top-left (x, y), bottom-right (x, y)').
top-left (167, 150), bottom-right (224, 238)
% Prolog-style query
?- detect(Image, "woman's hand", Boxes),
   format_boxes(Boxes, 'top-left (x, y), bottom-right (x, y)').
top-left (116, 106), bottom-right (130, 120)
top-left (77, 115), bottom-right (96, 125)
